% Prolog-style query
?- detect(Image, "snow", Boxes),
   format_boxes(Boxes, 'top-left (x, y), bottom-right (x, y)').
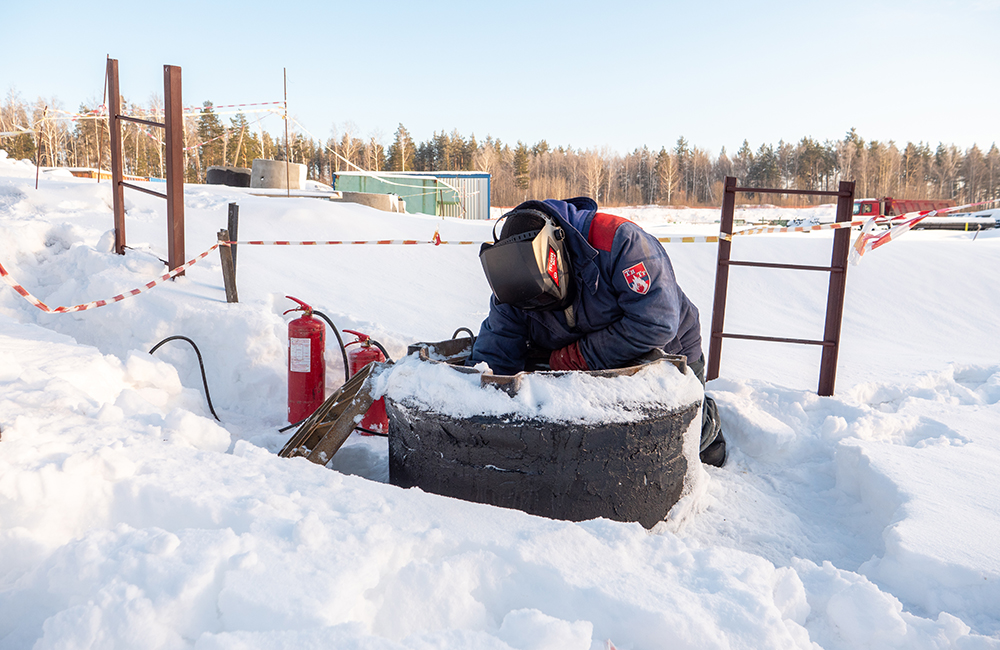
top-left (1, 152), bottom-right (999, 649)
top-left (377, 354), bottom-right (703, 423)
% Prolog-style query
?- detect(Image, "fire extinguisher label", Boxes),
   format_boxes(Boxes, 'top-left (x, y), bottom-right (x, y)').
top-left (290, 337), bottom-right (311, 373)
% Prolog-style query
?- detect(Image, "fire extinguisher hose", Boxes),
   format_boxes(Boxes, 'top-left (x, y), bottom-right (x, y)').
top-left (370, 339), bottom-right (392, 363)
top-left (312, 310), bottom-right (351, 383)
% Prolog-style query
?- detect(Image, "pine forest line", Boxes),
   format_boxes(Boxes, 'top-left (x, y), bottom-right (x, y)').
top-left (2, 92), bottom-right (998, 208)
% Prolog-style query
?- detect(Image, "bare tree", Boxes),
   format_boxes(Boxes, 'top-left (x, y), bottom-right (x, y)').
top-left (365, 130), bottom-right (385, 171)
top-left (583, 148), bottom-right (607, 202)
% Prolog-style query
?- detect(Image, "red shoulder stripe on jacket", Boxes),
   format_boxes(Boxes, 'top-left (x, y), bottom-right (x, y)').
top-left (587, 212), bottom-right (630, 252)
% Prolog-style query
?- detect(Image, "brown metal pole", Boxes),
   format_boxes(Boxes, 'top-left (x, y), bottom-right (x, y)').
top-left (107, 58), bottom-right (126, 255)
top-left (164, 65), bottom-right (185, 274)
top-left (817, 180), bottom-right (855, 396)
top-left (35, 106), bottom-right (45, 190)
top-left (284, 68), bottom-right (290, 197)
top-left (707, 176), bottom-right (737, 381)
top-left (98, 56), bottom-right (108, 183)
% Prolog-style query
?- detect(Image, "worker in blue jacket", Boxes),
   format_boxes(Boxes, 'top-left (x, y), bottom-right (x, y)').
top-left (469, 197), bottom-right (726, 467)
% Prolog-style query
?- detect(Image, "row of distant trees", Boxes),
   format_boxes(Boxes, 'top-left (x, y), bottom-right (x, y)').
top-left (0, 93), bottom-right (286, 184)
top-left (3, 91), bottom-right (999, 208)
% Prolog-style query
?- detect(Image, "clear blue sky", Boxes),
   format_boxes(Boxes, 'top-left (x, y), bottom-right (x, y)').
top-left (3, 0), bottom-right (998, 156)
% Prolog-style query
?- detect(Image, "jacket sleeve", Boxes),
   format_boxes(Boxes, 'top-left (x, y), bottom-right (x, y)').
top-left (576, 225), bottom-right (684, 369)
top-left (467, 296), bottom-right (530, 375)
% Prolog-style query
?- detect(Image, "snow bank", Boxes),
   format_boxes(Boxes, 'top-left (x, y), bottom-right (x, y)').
top-left (2, 154), bottom-right (1000, 648)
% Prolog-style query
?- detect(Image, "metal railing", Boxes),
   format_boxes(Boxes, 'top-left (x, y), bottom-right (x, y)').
top-left (707, 176), bottom-right (856, 396)
top-left (107, 58), bottom-right (185, 273)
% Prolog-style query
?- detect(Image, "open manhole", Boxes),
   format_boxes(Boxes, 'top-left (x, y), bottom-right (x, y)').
top-left (386, 339), bottom-right (703, 529)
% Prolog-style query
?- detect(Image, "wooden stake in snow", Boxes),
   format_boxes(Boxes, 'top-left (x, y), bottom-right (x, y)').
top-left (218, 229), bottom-right (239, 303)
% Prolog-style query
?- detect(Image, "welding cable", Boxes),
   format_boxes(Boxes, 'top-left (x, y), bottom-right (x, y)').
top-left (354, 426), bottom-right (388, 437)
top-left (279, 417), bottom-right (305, 433)
top-left (148, 335), bottom-right (221, 421)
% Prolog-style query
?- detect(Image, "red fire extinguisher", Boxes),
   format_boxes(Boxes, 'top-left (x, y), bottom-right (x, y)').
top-left (285, 296), bottom-right (325, 423)
top-left (344, 329), bottom-right (388, 434)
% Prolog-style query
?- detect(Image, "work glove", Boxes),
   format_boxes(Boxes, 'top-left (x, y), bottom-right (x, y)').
top-left (549, 342), bottom-right (588, 371)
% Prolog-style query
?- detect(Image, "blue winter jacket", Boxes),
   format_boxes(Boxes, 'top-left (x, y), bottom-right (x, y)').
top-left (468, 197), bottom-right (702, 375)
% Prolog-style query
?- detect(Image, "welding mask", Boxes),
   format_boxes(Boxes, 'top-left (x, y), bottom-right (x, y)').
top-left (479, 208), bottom-right (573, 312)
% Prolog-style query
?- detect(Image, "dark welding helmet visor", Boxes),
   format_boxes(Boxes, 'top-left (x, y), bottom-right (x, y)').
top-left (479, 209), bottom-right (573, 311)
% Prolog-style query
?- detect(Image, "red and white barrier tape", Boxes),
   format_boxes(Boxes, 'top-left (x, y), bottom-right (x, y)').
top-left (228, 236), bottom-right (480, 246)
top-left (850, 214), bottom-right (929, 264)
top-left (0, 246), bottom-right (219, 313)
top-left (657, 235), bottom-right (720, 244)
top-left (5, 197), bottom-right (993, 314)
top-left (46, 102), bottom-right (282, 124)
top-left (184, 131), bottom-right (228, 152)
top-left (722, 220), bottom-right (862, 240)
top-left (722, 198), bottom-right (997, 242)
top-left (0, 233), bottom-right (467, 314)
top-left (183, 101), bottom-right (284, 113)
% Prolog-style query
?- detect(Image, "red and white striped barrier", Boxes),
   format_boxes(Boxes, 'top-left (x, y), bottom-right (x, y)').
top-left (0, 233), bottom-right (468, 314)
top-left (848, 199), bottom-right (998, 263)
top-left (230, 236), bottom-right (480, 246)
top-left (723, 197), bottom-right (997, 242)
top-left (45, 102), bottom-right (283, 125)
top-left (850, 214), bottom-right (927, 264)
top-left (4, 196), bottom-right (994, 314)
top-left (722, 220), bottom-right (862, 240)
top-left (183, 101), bottom-right (284, 113)
top-left (657, 235), bottom-right (720, 244)
top-left (0, 246), bottom-right (220, 313)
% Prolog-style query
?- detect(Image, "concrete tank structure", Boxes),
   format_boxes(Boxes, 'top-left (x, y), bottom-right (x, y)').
top-left (206, 165), bottom-right (251, 187)
top-left (251, 159), bottom-right (307, 190)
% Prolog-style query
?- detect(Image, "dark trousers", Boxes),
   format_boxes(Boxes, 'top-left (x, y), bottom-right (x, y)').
top-left (688, 354), bottom-right (722, 453)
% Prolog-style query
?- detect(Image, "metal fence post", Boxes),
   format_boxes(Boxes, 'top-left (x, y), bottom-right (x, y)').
top-left (707, 176), bottom-right (737, 381)
top-left (107, 58), bottom-right (126, 255)
top-left (817, 180), bottom-right (855, 396)
top-left (164, 65), bottom-right (185, 273)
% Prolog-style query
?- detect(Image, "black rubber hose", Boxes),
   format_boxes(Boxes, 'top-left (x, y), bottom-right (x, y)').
top-left (313, 310), bottom-right (350, 383)
top-left (148, 336), bottom-right (221, 422)
top-left (452, 327), bottom-right (475, 340)
top-left (279, 418), bottom-right (305, 433)
top-left (370, 339), bottom-right (392, 363)
top-left (355, 426), bottom-right (388, 437)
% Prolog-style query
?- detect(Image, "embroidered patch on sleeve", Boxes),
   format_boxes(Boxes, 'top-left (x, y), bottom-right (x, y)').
top-left (622, 262), bottom-right (651, 295)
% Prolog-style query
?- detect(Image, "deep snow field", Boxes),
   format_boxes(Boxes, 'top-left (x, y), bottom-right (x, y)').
top-left (1, 150), bottom-right (999, 649)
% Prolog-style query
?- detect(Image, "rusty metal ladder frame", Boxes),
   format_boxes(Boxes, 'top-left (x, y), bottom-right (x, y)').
top-left (106, 57), bottom-right (186, 273)
top-left (707, 176), bottom-right (856, 396)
